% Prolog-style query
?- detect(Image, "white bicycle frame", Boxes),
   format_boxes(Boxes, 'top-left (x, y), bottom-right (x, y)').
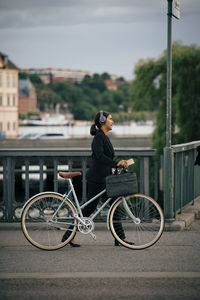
top-left (21, 176), bottom-right (140, 232)
top-left (58, 178), bottom-right (139, 229)
top-left (66, 178), bottom-right (116, 222)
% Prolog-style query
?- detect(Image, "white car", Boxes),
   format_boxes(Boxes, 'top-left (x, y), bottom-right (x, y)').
top-left (19, 133), bottom-right (70, 139)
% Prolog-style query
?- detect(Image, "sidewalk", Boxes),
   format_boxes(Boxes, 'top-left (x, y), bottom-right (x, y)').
top-left (1, 217), bottom-right (200, 299)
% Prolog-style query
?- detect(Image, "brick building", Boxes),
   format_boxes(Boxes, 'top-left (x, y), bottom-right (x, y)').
top-left (18, 79), bottom-right (37, 116)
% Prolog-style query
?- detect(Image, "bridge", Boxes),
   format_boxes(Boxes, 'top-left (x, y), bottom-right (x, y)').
top-left (0, 138), bottom-right (199, 223)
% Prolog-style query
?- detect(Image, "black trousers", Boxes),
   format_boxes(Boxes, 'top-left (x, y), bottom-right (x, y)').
top-left (83, 181), bottom-right (125, 240)
top-left (63, 181), bottom-right (125, 240)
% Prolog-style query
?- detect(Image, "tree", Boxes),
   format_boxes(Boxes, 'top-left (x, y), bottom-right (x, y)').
top-left (131, 58), bottom-right (163, 111)
top-left (151, 42), bottom-right (200, 155)
top-left (101, 72), bottom-right (110, 80)
top-left (172, 43), bottom-right (200, 143)
top-left (37, 88), bottom-right (63, 112)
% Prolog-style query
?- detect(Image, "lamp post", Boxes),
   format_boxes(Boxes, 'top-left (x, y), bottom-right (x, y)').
top-left (164, 0), bottom-right (180, 220)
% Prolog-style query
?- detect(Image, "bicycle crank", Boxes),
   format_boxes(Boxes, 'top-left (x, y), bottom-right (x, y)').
top-left (77, 217), bottom-right (95, 235)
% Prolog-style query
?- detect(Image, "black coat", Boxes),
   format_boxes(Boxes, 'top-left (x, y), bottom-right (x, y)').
top-left (86, 129), bottom-right (118, 183)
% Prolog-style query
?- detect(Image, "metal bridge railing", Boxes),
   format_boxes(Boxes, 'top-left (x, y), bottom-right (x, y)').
top-left (173, 141), bottom-right (200, 215)
top-left (0, 148), bottom-right (158, 222)
top-left (164, 141), bottom-right (200, 219)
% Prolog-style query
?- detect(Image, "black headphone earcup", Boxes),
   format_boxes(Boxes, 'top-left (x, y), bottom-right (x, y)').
top-left (99, 111), bottom-right (106, 124)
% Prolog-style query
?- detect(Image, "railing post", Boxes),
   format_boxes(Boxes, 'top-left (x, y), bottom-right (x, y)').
top-left (164, 146), bottom-right (174, 219)
top-left (139, 158), bottom-right (144, 194)
top-left (39, 159), bottom-right (44, 193)
top-left (25, 160), bottom-right (30, 202)
top-left (53, 159), bottom-right (58, 192)
top-left (154, 159), bottom-right (158, 202)
top-left (143, 157), bottom-right (150, 196)
top-left (6, 157), bottom-right (14, 221)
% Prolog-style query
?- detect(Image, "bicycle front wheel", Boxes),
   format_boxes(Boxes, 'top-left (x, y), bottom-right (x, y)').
top-left (109, 194), bottom-right (164, 250)
top-left (21, 192), bottom-right (78, 250)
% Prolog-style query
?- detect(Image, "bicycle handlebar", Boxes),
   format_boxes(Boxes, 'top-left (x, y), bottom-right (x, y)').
top-left (114, 158), bottom-right (135, 175)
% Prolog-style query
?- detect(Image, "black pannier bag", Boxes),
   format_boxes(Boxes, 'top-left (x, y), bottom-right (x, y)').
top-left (106, 172), bottom-right (138, 198)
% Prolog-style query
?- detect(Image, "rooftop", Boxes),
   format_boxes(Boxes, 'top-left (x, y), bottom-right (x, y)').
top-left (0, 51), bottom-right (18, 70)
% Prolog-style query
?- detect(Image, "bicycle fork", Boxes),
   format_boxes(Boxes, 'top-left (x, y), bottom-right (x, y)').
top-left (122, 198), bottom-right (141, 224)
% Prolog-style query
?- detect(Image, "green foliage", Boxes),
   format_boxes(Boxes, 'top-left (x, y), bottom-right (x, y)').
top-left (19, 113), bottom-right (26, 120)
top-left (130, 42), bottom-right (200, 156)
top-left (19, 72), bottom-right (29, 79)
top-left (29, 74), bottom-right (43, 85)
top-left (27, 111), bottom-right (40, 119)
top-left (37, 88), bottom-right (63, 112)
top-left (172, 43), bottom-right (200, 143)
top-left (26, 72), bottom-right (133, 120)
top-left (81, 73), bottom-right (107, 92)
top-left (131, 58), bottom-right (164, 111)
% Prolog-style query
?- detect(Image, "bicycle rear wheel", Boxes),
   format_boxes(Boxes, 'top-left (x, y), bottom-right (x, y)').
top-left (109, 194), bottom-right (164, 250)
top-left (21, 192), bottom-right (78, 250)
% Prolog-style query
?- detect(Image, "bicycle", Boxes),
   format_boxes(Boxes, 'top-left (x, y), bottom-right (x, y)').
top-left (21, 165), bottom-right (164, 251)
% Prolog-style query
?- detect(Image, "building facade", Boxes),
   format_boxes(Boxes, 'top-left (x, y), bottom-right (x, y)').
top-left (19, 79), bottom-right (37, 115)
top-left (0, 52), bottom-right (19, 138)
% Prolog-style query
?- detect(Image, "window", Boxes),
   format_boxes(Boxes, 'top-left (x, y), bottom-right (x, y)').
top-left (13, 122), bottom-right (16, 130)
top-left (13, 95), bottom-right (16, 106)
top-left (12, 75), bottom-right (16, 88)
top-left (0, 122), bottom-right (2, 131)
top-left (7, 95), bottom-right (10, 106)
top-left (0, 74), bottom-right (2, 87)
top-left (0, 95), bottom-right (2, 106)
top-left (7, 75), bottom-right (10, 88)
top-left (7, 122), bottom-right (10, 131)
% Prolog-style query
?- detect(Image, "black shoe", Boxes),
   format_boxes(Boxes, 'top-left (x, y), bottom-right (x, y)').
top-left (114, 239), bottom-right (134, 246)
top-left (62, 233), bottom-right (80, 247)
top-left (69, 241), bottom-right (80, 247)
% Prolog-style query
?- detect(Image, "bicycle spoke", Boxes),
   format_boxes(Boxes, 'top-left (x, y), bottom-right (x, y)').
top-left (21, 193), bottom-right (77, 250)
top-left (109, 194), bottom-right (164, 250)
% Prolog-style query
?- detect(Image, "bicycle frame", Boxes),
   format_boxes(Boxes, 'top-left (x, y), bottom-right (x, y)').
top-left (65, 178), bottom-right (119, 222)
top-left (62, 178), bottom-right (140, 227)
top-left (20, 175), bottom-right (141, 231)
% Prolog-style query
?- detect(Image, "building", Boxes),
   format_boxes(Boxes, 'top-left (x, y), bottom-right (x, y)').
top-left (104, 79), bottom-right (125, 91)
top-left (19, 79), bottom-right (37, 115)
top-left (0, 52), bottom-right (19, 138)
top-left (22, 68), bottom-right (91, 84)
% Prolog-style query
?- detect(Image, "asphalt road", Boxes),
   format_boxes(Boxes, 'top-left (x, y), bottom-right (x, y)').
top-left (0, 220), bottom-right (200, 300)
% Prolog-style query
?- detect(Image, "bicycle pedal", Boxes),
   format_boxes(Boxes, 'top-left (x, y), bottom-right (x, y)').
top-left (90, 232), bottom-right (96, 240)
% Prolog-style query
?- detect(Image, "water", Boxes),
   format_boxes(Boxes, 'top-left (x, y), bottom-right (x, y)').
top-left (19, 120), bottom-right (155, 138)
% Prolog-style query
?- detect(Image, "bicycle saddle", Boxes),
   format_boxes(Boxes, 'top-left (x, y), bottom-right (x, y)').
top-left (59, 172), bottom-right (82, 179)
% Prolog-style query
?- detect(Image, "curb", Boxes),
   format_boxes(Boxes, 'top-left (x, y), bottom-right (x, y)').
top-left (165, 197), bottom-right (200, 231)
top-left (1, 271), bottom-right (200, 279)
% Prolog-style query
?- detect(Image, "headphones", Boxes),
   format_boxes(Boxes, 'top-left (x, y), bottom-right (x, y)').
top-left (99, 111), bottom-right (106, 124)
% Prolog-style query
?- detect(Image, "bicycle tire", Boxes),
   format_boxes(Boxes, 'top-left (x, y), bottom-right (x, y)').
top-left (109, 194), bottom-right (164, 250)
top-left (21, 192), bottom-right (78, 250)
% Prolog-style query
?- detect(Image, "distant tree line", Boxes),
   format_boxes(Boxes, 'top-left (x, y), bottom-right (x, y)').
top-left (19, 71), bottom-right (135, 121)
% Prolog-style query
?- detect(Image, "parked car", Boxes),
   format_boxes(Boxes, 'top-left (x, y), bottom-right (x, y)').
top-left (19, 133), bottom-right (70, 139)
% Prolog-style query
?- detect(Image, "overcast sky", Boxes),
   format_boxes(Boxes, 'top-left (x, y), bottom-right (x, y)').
top-left (0, 0), bottom-right (200, 80)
